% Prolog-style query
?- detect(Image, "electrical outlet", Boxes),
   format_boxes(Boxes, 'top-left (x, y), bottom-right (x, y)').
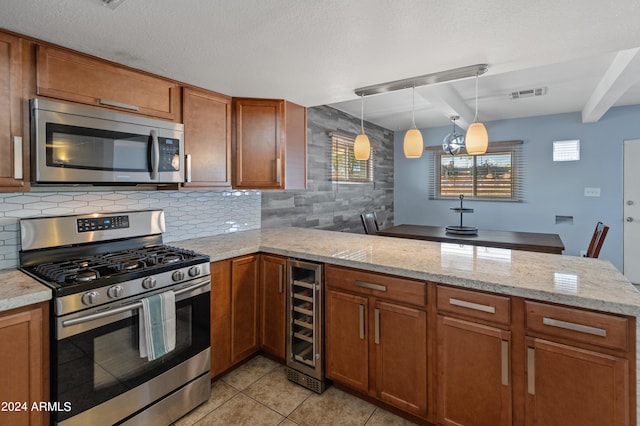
top-left (584, 187), bottom-right (601, 197)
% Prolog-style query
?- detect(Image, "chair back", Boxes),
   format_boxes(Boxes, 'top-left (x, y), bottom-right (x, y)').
top-left (585, 221), bottom-right (609, 258)
top-left (361, 212), bottom-right (379, 235)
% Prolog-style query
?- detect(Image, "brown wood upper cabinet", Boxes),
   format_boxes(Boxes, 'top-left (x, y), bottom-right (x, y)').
top-left (0, 32), bottom-right (29, 191)
top-left (183, 87), bottom-right (232, 188)
top-left (36, 45), bottom-right (180, 121)
top-left (232, 98), bottom-right (306, 190)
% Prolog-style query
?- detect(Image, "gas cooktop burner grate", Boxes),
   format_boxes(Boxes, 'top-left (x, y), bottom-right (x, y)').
top-left (32, 245), bottom-right (199, 285)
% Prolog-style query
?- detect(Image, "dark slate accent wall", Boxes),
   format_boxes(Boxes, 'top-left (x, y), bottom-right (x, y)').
top-left (261, 105), bottom-right (394, 233)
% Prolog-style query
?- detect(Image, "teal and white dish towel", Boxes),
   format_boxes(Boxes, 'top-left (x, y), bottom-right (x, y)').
top-left (139, 291), bottom-right (176, 361)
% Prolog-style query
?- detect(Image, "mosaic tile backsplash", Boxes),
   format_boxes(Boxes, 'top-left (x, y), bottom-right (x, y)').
top-left (0, 190), bottom-right (261, 270)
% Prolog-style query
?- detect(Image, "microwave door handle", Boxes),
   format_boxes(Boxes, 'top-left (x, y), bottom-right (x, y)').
top-left (150, 129), bottom-right (159, 180)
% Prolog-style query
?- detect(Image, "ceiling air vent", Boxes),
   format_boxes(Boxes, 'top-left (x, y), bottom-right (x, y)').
top-left (511, 87), bottom-right (547, 99)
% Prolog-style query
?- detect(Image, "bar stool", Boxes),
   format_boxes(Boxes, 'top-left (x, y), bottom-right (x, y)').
top-left (585, 221), bottom-right (609, 258)
top-left (361, 212), bottom-right (379, 235)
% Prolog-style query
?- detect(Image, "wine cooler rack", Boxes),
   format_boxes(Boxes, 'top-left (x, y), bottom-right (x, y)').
top-left (285, 259), bottom-right (326, 393)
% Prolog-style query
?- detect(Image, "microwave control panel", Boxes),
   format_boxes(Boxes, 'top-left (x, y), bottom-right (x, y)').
top-left (77, 215), bottom-right (130, 233)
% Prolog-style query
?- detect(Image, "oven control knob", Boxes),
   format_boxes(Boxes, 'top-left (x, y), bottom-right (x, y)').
top-left (107, 285), bottom-right (123, 299)
top-left (142, 277), bottom-right (157, 289)
top-left (188, 266), bottom-right (201, 277)
top-left (81, 291), bottom-right (99, 306)
top-left (172, 270), bottom-right (185, 281)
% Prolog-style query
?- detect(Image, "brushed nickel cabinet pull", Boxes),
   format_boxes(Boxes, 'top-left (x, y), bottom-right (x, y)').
top-left (185, 155), bottom-right (192, 182)
top-left (501, 340), bottom-right (509, 386)
top-left (355, 281), bottom-right (387, 292)
top-left (358, 304), bottom-right (365, 340)
top-left (98, 98), bottom-right (139, 111)
top-left (276, 158), bottom-right (281, 183)
top-left (278, 264), bottom-right (284, 294)
top-left (449, 297), bottom-right (496, 314)
top-left (527, 347), bottom-right (535, 395)
top-left (374, 308), bottom-right (380, 344)
top-left (13, 136), bottom-right (23, 180)
top-left (542, 317), bottom-right (607, 337)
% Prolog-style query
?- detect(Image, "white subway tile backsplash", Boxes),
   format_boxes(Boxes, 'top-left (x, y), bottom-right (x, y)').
top-left (0, 189), bottom-right (261, 270)
top-left (41, 194), bottom-right (74, 203)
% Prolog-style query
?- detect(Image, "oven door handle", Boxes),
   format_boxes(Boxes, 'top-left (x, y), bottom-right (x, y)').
top-left (61, 280), bottom-right (210, 328)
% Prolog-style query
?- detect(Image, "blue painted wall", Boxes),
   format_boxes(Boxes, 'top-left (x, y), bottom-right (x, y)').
top-left (393, 104), bottom-right (640, 272)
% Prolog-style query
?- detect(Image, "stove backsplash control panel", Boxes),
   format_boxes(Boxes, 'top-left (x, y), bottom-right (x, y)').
top-left (77, 215), bottom-right (130, 233)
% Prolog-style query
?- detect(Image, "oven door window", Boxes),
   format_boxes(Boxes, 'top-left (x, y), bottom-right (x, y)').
top-left (46, 123), bottom-right (151, 172)
top-left (53, 292), bottom-right (209, 422)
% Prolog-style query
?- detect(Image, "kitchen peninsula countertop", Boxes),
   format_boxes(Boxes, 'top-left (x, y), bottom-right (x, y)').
top-left (4, 226), bottom-right (640, 317)
top-left (177, 227), bottom-right (640, 317)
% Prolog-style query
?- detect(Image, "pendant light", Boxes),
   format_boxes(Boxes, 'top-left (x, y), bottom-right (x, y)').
top-left (465, 72), bottom-right (488, 155)
top-left (442, 116), bottom-right (465, 155)
top-left (353, 94), bottom-right (371, 160)
top-left (403, 85), bottom-right (424, 158)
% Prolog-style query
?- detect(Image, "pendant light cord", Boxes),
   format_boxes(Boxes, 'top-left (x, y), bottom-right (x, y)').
top-left (411, 85), bottom-right (416, 128)
top-left (360, 94), bottom-right (365, 132)
top-left (473, 72), bottom-right (479, 122)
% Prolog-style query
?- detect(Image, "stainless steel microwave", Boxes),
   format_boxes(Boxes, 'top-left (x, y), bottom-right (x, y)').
top-left (30, 98), bottom-right (184, 185)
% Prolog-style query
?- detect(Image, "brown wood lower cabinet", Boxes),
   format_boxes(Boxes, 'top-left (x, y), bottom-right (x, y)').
top-left (325, 289), bottom-right (369, 393)
top-left (259, 254), bottom-right (287, 360)
top-left (525, 337), bottom-right (629, 426)
top-left (231, 255), bottom-right (260, 363)
top-left (437, 316), bottom-right (512, 426)
top-left (375, 300), bottom-right (428, 416)
top-left (208, 258), bottom-right (636, 426)
top-left (325, 265), bottom-right (428, 419)
top-left (210, 255), bottom-right (260, 377)
top-left (0, 303), bottom-right (48, 426)
top-left (524, 300), bottom-right (635, 426)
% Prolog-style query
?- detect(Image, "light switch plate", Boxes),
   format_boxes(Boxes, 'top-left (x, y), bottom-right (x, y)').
top-left (584, 187), bottom-right (601, 197)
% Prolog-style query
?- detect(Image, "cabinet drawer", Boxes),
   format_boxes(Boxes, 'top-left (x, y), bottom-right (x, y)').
top-left (437, 285), bottom-right (510, 325)
top-left (325, 265), bottom-right (426, 307)
top-left (525, 301), bottom-right (630, 351)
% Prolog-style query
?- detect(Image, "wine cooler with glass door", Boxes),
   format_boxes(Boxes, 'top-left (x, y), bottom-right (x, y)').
top-left (285, 259), bottom-right (327, 393)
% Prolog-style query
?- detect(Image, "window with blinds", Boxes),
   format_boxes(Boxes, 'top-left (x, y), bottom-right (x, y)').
top-left (429, 140), bottom-right (524, 201)
top-left (331, 133), bottom-right (374, 183)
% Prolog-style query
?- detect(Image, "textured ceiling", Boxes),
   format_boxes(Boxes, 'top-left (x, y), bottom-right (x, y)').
top-left (1, 0), bottom-right (640, 129)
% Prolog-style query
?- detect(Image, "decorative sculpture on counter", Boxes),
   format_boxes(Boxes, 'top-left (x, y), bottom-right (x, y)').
top-left (446, 194), bottom-right (478, 235)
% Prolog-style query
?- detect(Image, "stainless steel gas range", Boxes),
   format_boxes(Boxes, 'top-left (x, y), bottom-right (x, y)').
top-left (19, 209), bottom-right (211, 426)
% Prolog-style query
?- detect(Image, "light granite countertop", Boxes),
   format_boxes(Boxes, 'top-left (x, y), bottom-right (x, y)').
top-left (4, 226), bottom-right (640, 317)
top-left (0, 269), bottom-right (52, 313)
top-left (177, 227), bottom-right (640, 317)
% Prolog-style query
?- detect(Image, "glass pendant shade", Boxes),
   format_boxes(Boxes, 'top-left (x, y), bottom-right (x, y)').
top-left (354, 93), bottom-right (371, 161)
top-left (465, 72), bottom-right (488, 155)
top-left (354, 131), bottom-right (371, 160)
top-left (465, 122), bottom-right (488, 155)
top-left (403, 85), bottom-right (423, 158)
top-left (403, 127), bottom-right (423, 158)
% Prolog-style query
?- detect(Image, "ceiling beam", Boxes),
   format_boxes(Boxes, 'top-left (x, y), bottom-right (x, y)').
top-left (582, 47), bottom-right (640, 123)
top-left (421, 84), bottom-right (476, 128)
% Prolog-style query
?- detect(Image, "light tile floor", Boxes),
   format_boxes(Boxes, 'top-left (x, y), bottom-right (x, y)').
top-left (173, 356), bottom-right (418, 426)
